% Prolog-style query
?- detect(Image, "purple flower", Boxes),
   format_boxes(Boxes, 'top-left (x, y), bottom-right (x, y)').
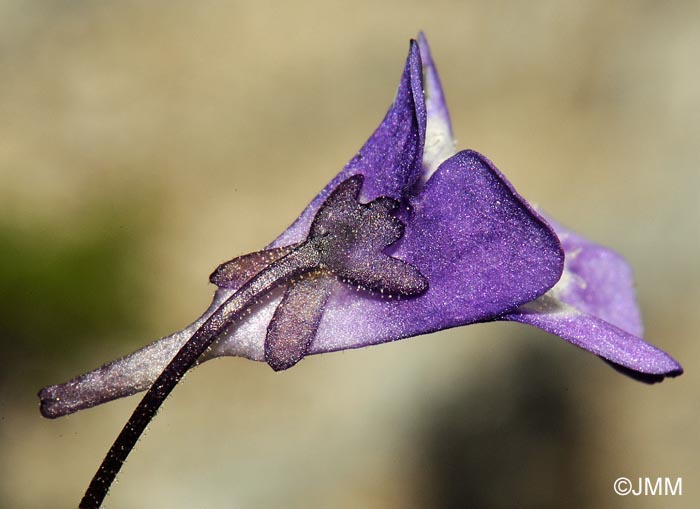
top-left (414, 34), bottom-right (681, 383)
top-left (39, 36), bottom-right (570, 419)
top-left (38, 33), bottom-right (681, 509)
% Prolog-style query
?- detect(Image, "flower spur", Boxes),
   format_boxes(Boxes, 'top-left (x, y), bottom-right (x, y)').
top-left (39, 33), bottom-right (682, 508)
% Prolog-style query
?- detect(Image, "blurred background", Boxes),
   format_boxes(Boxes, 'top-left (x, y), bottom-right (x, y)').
top-left (1, 1), bottom-right (698, 507)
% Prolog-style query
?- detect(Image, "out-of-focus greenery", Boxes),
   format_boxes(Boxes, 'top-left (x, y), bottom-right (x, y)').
top-left (0, 210), bottom-right (148, 382)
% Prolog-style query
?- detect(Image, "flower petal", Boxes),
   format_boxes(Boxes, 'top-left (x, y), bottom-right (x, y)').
top-left (547, 218), bottom-right (644, 336)
top-left (272, 40), bottom-right (426, 247)
top-left (501, 220), bottom-right (682, 382)
top-left (505, 299), bottom-right (682, 382)
top-left (417, 32), bottom-right (457, 180)
top-left (304, 149), bottom-right (563, 353)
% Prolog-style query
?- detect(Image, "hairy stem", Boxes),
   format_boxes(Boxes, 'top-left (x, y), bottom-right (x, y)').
top-left (79, 245), bottom-right (317, 509)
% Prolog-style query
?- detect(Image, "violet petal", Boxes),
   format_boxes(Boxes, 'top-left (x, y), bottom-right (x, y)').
top-left (272, 40), bottom-right (426, 247)
top-left (303, 149), bottom-right (563, 353)
top-left (502, 220), bottom-right (682, 381)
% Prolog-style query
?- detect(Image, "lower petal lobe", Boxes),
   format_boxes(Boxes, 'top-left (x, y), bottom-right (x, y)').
top-left (502, 219), bottom-right (682, 381)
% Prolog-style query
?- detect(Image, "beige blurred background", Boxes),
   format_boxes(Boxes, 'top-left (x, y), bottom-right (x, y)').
top-left (1, 1), bottom-right (698, 508)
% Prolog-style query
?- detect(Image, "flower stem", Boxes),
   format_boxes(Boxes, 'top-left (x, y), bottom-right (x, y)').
top-left (79, 244), bottom-right (318, 509)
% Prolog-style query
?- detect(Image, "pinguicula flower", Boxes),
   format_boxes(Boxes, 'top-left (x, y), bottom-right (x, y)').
top-left (38, 33), bottom-right (682, 509)
top-left (415, 33), bottom-right (682, 384)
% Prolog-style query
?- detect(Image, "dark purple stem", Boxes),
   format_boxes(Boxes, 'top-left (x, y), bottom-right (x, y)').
top-left (79, 245), bottom-right (318, 509)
